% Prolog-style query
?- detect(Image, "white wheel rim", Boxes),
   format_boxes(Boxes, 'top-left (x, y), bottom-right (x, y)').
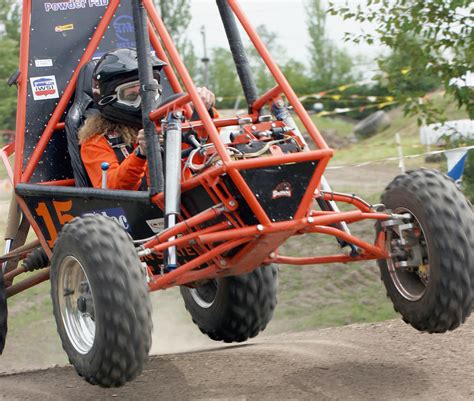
top-left (189, 279), bottom-right (218, 309)
top-left (57, 256), bottom-right (95, 354)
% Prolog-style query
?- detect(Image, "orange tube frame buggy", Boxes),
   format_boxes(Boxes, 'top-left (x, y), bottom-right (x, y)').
top-left (1, 0), bottom-right (392, 298)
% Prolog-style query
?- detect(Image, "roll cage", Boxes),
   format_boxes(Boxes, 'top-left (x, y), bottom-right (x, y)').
top-left (1, 0), bottom-right (393, 298)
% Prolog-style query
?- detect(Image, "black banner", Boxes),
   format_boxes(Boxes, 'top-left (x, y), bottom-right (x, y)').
top-left (24, 0), bottom-right (136, 182)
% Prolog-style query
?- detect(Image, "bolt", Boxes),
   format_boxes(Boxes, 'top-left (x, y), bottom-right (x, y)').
top-left (220, 259), bottom-right (227, 266)
top-left (257, 225), bottom-right (264, 232)
top-left (269, 252), bottom-right (276, 258)
top-left (77, 296), bottom-right (87, 313)
top-left (275, 100), bottom-right (285, 108)
top-left (229, 201), bottom-right (236, 207)
top-left (307, 217), bottom-right (314, 224)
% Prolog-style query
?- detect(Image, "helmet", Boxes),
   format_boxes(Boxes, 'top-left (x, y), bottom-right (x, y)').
top-left (92, 48), bottom-right (166, 127)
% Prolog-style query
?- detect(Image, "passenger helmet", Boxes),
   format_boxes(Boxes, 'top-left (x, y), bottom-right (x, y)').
top-left (92, 48), bottom-right (166, 126)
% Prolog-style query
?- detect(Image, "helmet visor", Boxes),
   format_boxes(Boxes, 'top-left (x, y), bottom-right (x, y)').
top-left (115, 79), bottom-right (161, 108)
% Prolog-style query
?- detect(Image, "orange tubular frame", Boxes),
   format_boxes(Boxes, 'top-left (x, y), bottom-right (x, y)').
top-left (2, 0), bottom-right (392, 297)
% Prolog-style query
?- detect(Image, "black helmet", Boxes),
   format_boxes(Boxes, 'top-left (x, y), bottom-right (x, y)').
top-left (92, 48), bottom-right (166, 127)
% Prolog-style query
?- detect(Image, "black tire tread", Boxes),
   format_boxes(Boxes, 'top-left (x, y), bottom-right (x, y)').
top-left (51, 215), bottom-right (152, 387)
top-left (182, 264), bottom-right (278, 343)
top-left (379, 169), bottom-right (473, 333)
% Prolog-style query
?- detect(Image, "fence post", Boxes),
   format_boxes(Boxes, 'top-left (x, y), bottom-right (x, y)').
top-left (395, 132), bottom-right (406, 173)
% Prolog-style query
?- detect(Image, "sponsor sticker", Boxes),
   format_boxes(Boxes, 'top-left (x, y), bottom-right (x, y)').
top-left (146, 218), bottom-right (165, 234)
top-left (55, 23), bottom-right (74, 33)
top-left (85, 207), bottom-right (131, 231)
top-left (34, 59), bottom-right (53, 68)
top-left (113, 15), bottom-right (135, 48)
top-left (272, 182), bottom-right (293, 199)
top-left (30, 75), bottom-right (59, 100)
top-left (44, 0), bottom-right (109, 12)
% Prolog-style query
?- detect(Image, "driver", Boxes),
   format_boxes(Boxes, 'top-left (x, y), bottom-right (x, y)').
top-left (79, 48), bottom-right (216, 190)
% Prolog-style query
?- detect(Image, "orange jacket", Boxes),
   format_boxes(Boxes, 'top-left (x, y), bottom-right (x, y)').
top-left (81, 135), bottom-right (147, 190)
top-left (81, 108), bottom-right (219, 190)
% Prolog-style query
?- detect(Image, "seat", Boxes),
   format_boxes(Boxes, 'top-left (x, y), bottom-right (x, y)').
top-left (65, 60), bottom-right (183, 187)
top-left (65, 60), bottom-right (98, 187)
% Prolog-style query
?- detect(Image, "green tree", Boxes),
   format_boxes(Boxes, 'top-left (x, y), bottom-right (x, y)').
top-left (208, 47), bottom-right (242, 108)
top-left (245, 25), bottom-right (315, 97)
top-left (0, 38), bottom-right (18, 130)
top-left (329, 0), bottom-right (474, 121)
top-left (375, 34), bottom-right (443, 122)
top-left (180, 39), bottom-right (199, 82)
top-left (307, 0), bottom-right (356, 92)
top-left (281, 59), bottom-right (313, 96)
top-left (0, 0), bottom-right (20, 131)
top-left (245, 25), bottom-right (286, 93)
top-left (463, 149), bottom-right (474, 202)
top-left (154, 0), bottom-right (198, 80)
top-left (0, 0), bottom-right (19, 41)
top-left (154, 0), bottom-right (191, 49)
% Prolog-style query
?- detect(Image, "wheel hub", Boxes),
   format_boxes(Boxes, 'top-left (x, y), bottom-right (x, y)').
top-left (382, 208), bottom-right (430, 301)
top-left (189, 279), bottom-right (218, 309)
top-left (77, 296), bottom-right (87, 313)
top-left (57, 256), bottom-right (96, 354)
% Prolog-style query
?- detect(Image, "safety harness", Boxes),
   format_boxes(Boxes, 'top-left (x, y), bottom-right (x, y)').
top-left (105, 132), bottom-right (148, 191)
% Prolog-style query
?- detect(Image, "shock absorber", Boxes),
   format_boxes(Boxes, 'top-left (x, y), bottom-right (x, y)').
top-left (272, 99), bottom-right (309, 150)
top-left (163, 111), bottom-right (183, 271)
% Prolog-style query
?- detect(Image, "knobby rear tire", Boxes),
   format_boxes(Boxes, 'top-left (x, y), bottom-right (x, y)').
top-left (50, 215), bottom-right (152, 387)
top-left (180, 264), bottom-right (278, 343)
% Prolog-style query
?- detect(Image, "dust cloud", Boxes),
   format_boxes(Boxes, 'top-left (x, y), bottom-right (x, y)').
top-left (149, 288), bottom-right (219, 355)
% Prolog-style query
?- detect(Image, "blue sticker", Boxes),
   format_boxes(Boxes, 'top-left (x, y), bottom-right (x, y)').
top-left (113, 15), bottom-right (136, 48)
top-left (30, 76), bottom-right (59, 101)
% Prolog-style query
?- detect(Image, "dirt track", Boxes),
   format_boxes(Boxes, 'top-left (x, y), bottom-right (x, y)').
top-left (2, 162), bottom-right (469, 400)
top-left (1, 318), bottom-right (473, 400)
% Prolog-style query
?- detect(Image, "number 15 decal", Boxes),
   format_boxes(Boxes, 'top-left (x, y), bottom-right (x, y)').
top-left (35, 200), bottom-right (74, 247)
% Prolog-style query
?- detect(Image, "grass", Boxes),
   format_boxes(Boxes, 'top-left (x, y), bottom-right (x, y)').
top-left (274, 279), bottom-right (395, 332)
top-left (296, 115), bottom-right (355, 139)
top-left (332, 94), bottom-right (469, 166)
